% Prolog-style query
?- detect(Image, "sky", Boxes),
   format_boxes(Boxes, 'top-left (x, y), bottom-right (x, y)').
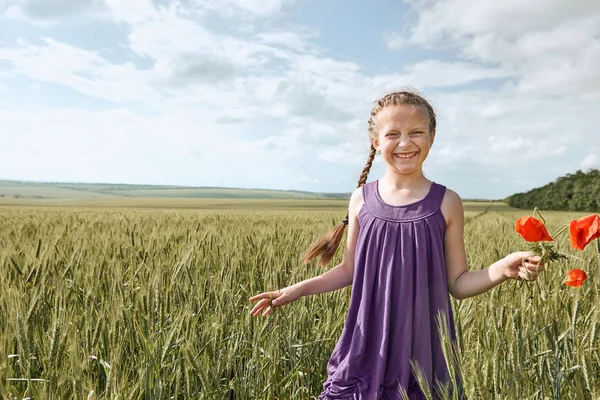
top-left (0, 0), bottom-right (599, 199)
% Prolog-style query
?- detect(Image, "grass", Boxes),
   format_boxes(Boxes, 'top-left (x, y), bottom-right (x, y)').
top-left (0, 180), bottom-right (349, 201)
top-left (0, 203), bottom-right (598, 399)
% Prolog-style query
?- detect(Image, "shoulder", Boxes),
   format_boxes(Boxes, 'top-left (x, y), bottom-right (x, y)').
top-left (439, 187), bottom-right (464, 226)
top-left (348, 186), bottom-right (365, 215)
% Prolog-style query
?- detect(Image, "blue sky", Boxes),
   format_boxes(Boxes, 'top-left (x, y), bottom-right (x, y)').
top-left (1, 0), bottom-right (599, 199)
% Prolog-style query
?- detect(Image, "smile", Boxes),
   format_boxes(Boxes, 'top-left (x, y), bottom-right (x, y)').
top-left (393, 151), bottom-right (418, 159)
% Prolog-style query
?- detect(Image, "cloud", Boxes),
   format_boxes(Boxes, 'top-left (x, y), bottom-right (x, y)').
top-left (391, 0), bottom-right (600, 98)
top-left (580, 151), bottom-right (598, 171)
top-left (488, 136), bottom-right (567, 160)
top-left (371, 60), bottom-right (512, 90)
top-left (0, 38), bottom-right (160, 104)
top-left (169, 53), bottom-right (240, 84)
top-left (5, 0), bottom-right (151, 24)
top-left (7, 0), bottom-right (294, 23)
top-left (384, 31), bottom-right (406, 50)
top-left (2, 0), bottom-right (599, 199)
top-left (255, 29), bottom-right (319, 52)
top-left (0, 106), bottom-right (315, 189)
top-left (406, 0), bottom-right (600, 43)
top-left (13, 0), bottom-right (105, 19)
top-left (199, 0), bottom-right (292, 17)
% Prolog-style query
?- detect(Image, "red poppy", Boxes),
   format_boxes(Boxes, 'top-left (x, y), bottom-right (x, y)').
top-left (515, 216), bottom-right (554, 242)
top-left (564, 269), bottom-right (588, 287)
top-left (569, 214), bottom-right (600, 251)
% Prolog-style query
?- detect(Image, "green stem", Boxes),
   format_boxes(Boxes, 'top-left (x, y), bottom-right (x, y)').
top-left (550, 224), bottom-right (569, 239)
top-left (533, 207), bottom-right (546, 225)
top-left (596, 238), bottom-right (600, 270)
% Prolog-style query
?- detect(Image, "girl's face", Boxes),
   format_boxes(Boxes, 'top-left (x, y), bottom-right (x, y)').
top-left (371, 104), bottom-right (435, 177)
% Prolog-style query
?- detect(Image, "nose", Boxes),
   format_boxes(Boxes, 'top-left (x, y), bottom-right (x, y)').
top-left (397, 134), bottom-right (412, 148)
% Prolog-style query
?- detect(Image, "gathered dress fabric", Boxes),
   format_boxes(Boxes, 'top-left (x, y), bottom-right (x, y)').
top-left (318, 180), bottom-right (461, 400)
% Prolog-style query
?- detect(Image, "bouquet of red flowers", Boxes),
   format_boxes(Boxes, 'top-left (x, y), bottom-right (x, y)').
top-left (515, 210), bottom-right (599, 287)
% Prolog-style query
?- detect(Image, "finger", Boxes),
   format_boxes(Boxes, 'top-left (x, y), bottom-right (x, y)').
top-left (522, 260), bottom-right (545, 272)
top-left (261, 306), bottom-right (273, 317)
top-left (250, 299), bottom-right (270, 315)
top-left (526, 255), bottom-right (541, 263)
top-left (250, 298), bottom-right (269, 313)
top-left (525, 263), bottom-right (544, 273)
top-left (518, 270), bottom-right (530, 280)
top-left (250, 304), bottom-right (263, 316)
top-left (520, 266), bottom-right (538, 278)
top-left (249, 293), bottom-right (271, 302)
top-left (519, 267), bottom-right (532, 280)
top-left (516, 251), bottom-right (534, 260)
top-left (523, 270), bottom-right (538, 280)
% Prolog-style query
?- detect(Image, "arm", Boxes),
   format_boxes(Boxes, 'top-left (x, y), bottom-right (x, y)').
top-left (292, 187), bottom-right (362, 297)
top-left (441, 190), bottom-right (543, 300)
top-left (249, 187), bottom-right (363, 316)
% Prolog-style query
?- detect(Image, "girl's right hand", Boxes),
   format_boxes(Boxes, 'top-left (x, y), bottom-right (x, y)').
top-left (249, 285), bottom-right (302, 317)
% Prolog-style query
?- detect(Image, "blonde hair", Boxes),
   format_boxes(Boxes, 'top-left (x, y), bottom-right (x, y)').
top-left (302, 90), bottom-right (436, 266)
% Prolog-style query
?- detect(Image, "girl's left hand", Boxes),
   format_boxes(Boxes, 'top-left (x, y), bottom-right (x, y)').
top-left (503, 251), bottom-right (545, 281)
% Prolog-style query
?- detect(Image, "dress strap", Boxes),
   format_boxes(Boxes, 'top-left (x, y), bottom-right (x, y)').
top-left (360, 181), bottom-right (378, 210)
top-left (428, 182), bottom-right (447, 211)
top-left (360, 180), bottom-right (447, 222)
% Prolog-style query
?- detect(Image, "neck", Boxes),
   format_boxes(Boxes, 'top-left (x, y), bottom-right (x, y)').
top-left (380, 169), bottom-right (429, 190)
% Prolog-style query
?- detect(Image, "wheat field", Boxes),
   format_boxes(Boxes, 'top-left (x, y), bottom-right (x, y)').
top-left (0, 204), bottom-right (598, 399)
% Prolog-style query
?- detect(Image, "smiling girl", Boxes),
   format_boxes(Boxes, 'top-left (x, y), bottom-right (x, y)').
top-left (250, 91), bottom-right (545, 399)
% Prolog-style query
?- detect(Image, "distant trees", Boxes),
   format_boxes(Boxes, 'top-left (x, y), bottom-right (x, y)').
top-left (505, 169), bottom-right (600, 212)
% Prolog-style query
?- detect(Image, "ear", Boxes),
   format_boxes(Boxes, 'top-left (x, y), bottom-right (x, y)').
top-left (429, 129), bottom-right (436, 147)
top-left (370, 136), bottom-right (379, 151)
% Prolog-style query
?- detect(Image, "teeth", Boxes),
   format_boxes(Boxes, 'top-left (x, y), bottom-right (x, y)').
top-left (394, 152), bottom-right (417, 159)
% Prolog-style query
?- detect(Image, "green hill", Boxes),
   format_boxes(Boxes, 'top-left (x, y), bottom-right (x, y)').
top-left (0, 179), bottom-right (350, 201)
top-left (505, 169), bottom-right (600, 212)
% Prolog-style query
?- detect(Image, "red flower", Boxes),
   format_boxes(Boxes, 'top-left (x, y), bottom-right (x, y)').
top-left (569, 214), bottom-right (600, 251)
top-left (515, 216), bottom-right (554, 242)
top-left (564, 269), bottom-right (588, 287)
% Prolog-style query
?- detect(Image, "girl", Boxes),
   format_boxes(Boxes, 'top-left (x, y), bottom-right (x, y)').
top-left (249, 91), bottom-right (544, 399)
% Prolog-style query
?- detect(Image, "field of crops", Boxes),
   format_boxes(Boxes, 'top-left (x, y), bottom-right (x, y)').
top-left (0, 203), bottom-right (598, 399)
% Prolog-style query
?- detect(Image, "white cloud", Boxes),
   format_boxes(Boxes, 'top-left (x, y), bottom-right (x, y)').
top-left (0, 38), bottom-right (160, 104)
top-left (371, 60), bottom-right (512, 90)
top-left (394, 0), bottom-right (600, 98)
top-left (9, 0), bottom-right (105, 20)
top-left (488, 136), bottom-right (567, 160)
top-left (0, 107), bottom-right (317, 189)
top-left (580, 152), bottom-right (598, 171)
top-left (1, 0), bottom-right (599, 198)
top-left (200, 0), bottom-right (291, 17)
top-left (430, 144), bottom-right (473, 166)
top-left (407, 0), bottom-right (600, 44)
top-left (104, 0), bottom-right (151, 24)
top-left (255, 30), bottom-right (319, 52)
top-left (384, 31), bottom-right (406, 50)
top-left (6, 0), bottom-right (159, 24)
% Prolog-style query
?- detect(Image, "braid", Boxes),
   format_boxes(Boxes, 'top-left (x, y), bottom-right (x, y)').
top-left (304, 144), bottom-right (377, 266)
top-left (303, 89), bottom-right (435, 267)
top-left (342, 144), bottom-right (377, 226)
top-left (358, 144), bottom-right (377, 188)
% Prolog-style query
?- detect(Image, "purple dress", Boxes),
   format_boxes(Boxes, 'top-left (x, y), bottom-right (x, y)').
top-left (318, 180), bottom-right (459, 400)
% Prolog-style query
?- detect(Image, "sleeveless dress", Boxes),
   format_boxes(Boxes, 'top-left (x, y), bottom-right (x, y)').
top-left (318, 180), bottom-right (460, 400)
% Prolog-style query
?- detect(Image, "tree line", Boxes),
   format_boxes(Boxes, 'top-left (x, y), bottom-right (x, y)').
top-left (505, 169), bottom-right (600, 212)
